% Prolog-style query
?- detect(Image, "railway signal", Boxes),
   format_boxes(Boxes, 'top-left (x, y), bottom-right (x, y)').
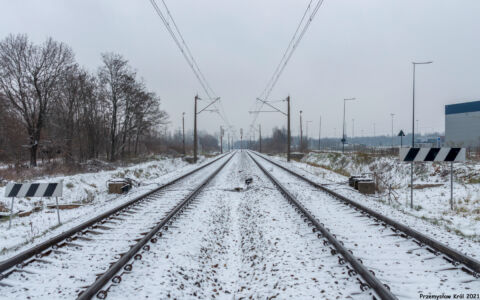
top-left (397, 130), bottom-right (405, 147)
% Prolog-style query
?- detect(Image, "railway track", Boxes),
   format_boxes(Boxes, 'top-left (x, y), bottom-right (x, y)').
top-left (249, 151), bottom-right (480, 299)
top-left (0, 152), bottom-right (235, 299)
top-left (104, 151), bottom-right (383, 299)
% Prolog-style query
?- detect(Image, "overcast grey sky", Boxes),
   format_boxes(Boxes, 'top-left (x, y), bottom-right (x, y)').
top-left (1, 0), bottom-right (479, 139)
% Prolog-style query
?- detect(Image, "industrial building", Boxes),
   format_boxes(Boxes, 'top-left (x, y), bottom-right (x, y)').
top-left (445, 100), bottom-right (480, 147)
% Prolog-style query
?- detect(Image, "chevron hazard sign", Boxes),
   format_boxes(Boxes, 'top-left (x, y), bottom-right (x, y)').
top-left (399, 147), bottom-right (466, 162)
top-left (5, 182), bottom-right (63, 198)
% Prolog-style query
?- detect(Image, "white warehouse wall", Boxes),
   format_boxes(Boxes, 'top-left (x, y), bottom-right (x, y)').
top-left (445, 111), bottom-right (480, 147)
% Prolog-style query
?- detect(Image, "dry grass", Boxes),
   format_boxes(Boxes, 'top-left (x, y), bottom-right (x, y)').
top-left (411, 183), bottom-right (444, 190)
top-left (305, 161), bottom-right (351, 177)
top-left (0, 162), bottom-right (85, 182)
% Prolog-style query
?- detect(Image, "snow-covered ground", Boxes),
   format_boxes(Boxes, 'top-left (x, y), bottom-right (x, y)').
top-left (265, 152), bottom-right (480, 253)
top-left (0, 154), bottom-right (229, 299)
top-left (1, 151), bottom-right (478, 299)
top-left (0, 155), bottom-right (214, 258)
top-left (253, 152), bottom-right (480, 298)
top-left (108, 151), bottom-right (376, 299)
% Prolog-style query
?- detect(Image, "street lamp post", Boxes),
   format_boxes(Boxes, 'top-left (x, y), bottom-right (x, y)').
top-left (411, 61), bottom-right (432, 209)
top-left (342, 98), bottom-right (356, 153)
top-left (306, 120), bottom-right (312, 151)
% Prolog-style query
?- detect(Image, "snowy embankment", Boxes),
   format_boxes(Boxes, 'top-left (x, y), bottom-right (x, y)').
top-left (271, 151), bottom-right (480, 241)
top-left (0, 156), bottom-right (212, 258)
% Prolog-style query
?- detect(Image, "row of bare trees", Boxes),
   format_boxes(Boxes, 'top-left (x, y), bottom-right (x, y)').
top-left (0, 34), bottom-right (168, 166)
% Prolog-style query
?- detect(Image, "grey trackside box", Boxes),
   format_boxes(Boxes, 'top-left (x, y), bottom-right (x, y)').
top-left (354, 179), bottom-right (372, 190)
top-left (358, 181), bottom-right (375, 194)
top-left (349, 176), bottom-right (366, 187)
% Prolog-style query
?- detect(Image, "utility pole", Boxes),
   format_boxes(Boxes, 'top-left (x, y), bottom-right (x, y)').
top-left (411, 60), bottom-right (433, 209)
top-left (182, 112), bottom-right (186, 155)
top-left (416, 120), bottom-right (419, 140)
top-left (227, 132), bottom-right (230, 151)
top-left (193, 95), bottom-right (198, 162)
top-left (352, 118), bottom-right (355, 139)
top-left (259, 124), bottom-right (262, 153)
top-left (220, 126), bottom-right (223, 154)
top-left (318, 116), bottom-right (321, 151)
top-left (252, 96), bottom-right (290, 160)
top-left (342, 98), bottom-right (356, 153)
top-left (287, 96), bottom-right (291, 161)
top-left (299, 110), bottom-right (303, 152)
top-left (351, 118), bottom-right (355, 153)
top-left (391, 113), bottom-right (395, 148)
top-left (240, 128), bottom-right (243, 150)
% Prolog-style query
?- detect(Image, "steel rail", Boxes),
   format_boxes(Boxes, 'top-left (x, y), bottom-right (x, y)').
top-left (251, 151), bottom-right (480, 275)
top-left (0, 152), bottom-right (231, 275)
top-left (247, 152), bottom-right (397, 300)
top-left (78, 152), bottom-right (235, 299)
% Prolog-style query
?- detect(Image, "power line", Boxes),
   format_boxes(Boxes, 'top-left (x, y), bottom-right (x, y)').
top-left (158, 0), bottom-right (216, 98)
top-left (264, 0), bottom-right (325, 100)
top-left (149, 0), bottom-right (212, 98)
top-left (149, 0), bottom-right (232, 132)
top-left (260, 0), bottom-right (315, 101)
top-left (249, 0), bottom-right (325, 133)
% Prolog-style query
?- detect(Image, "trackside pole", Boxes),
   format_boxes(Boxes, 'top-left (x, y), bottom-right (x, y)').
top-left (410, 162), bottom-right (414, 209)
top-left (8, 197), bottom-right (14, 229)
top-left (55, 197), bottom-right (61, 225)
top-left (450, 162), bottom-right (454, 210)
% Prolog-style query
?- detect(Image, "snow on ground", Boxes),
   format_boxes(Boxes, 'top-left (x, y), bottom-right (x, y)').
top-left (0, 155), bottom-right (230, 299)
top-left (263, 152), bottom-right (480, 259)
top-left (297, 151), bottom-right (480, 238)
top-left (108, 151), bottom-right (375, 299)
top-left (0, 155), bottom-right (214, 259)
top-left (254, 154), bottom-right (480, 298)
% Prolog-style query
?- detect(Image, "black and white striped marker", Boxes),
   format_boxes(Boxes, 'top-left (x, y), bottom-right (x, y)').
top-left (399, 148), bottom-right (466, 162)
top-left (5, 182), bottom-right (63, 198)
top-left (4, 182), bottom-right (63, 229)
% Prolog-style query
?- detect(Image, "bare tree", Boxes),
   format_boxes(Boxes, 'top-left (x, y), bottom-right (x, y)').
top-left (0, 34), bottom-right (74, 166)
top-left (98, 53), bottom-right (133, 161)
top-left (51, 64), bottom-right (98, 163)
